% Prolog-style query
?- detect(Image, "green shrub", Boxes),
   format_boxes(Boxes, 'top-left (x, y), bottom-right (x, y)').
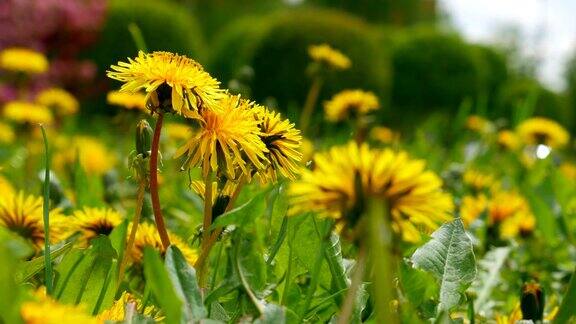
top-left (86, 0), bottom-right (205, 71)
top-left (390, 30), bottom-right (485, 117)
top-left (470, 44), bottom-right (509, 111)
top-left (209, 9), bottom-right (390, 119)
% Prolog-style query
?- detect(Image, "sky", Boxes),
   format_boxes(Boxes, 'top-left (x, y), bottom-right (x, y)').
top-left (440, 0), bottom-right (576, 90)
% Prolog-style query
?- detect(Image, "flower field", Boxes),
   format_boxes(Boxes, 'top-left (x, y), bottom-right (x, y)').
top-left (1, 1), bottom-right (576, 323)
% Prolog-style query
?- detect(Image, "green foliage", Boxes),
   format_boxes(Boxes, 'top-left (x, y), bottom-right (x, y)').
top-left (53, 236), bottom-right (118, 315)
top-left (411, 218), bottom-right (477, 311)
top-left (86, 0), bottom-right (205, 71)
top-left (209, 8), bottom-right (390, 117)
top-left (391, 29), bottom-right (486, 118)
top-left (0, 229), bottom-right (32, 324)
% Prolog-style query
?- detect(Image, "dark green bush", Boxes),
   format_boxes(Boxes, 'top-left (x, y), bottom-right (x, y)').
top-left (470, 44), bottom-right (509, 111)
top-left (209, 9), bottom-right (390, 117)
top-left (390, 30), bottom-right (485, 117)
top-left (87, 0), bottom-right (205, 71)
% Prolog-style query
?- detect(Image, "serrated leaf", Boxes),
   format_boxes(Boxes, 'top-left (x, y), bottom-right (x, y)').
top-left (411, 218), bottom-right (476, 311)
top-left (143, 247), bottom-right (183, 324)
top-left (53, 236), bottom-right (118, 314)
top-left (164, 246), bottom-right (207, 321)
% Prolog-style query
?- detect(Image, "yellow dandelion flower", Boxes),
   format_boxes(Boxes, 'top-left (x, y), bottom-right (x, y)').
top-left (289, 142), bottom-right (453, 242)
top-left (106, 90), bottom-right (147, 111)
top-left (175, 94), bottom-right (268, 179)
top-left (252, 105), bottom-right (302, 182)
top-left (560, 162), bottom-right (576, 180)
top-left (308, 44), bottom-right (351, 70)
top-left (70, 207), bottom-right (123, 245)
top-left (497, 130), bottom-right (521, 151)
top-left (371, 126), bottom-right (400, 144)
top-left (21, 297), bottom-right (100, 324)
top-left (107, 51), bottom-right (224, 117)
top-left (299, 138), bottom-right (315, 164)
top-left (466, 115), bottom-right (494, 134)
top-left (97, 292), bottom-right (159, 322)
top-left (0, 121), bottom-right (15, 143)
top-left (323, 90), bottom-right (379, 122)
top-left (164, 122), bottom-right (192, 142)
top-left (129, 222), bottom-right (197, 265)
top-left (3, 101), bottom-right (53, 125)
top-left (495, 304), bottom-right (522, 324)
top-left (516, 117), bottom-right (570, 149)
top-left (36, 88), bottom-right (79, 116)
top-left (500, 211), bottom-right (536, 239)
top-left (463, 169), bottom-right (495, 191)
top-left (460, 194), bottom-right (487, 226)
top-left (488, 190), bottom-right (531, 225)
top-left (0, 192), bottom-right (67, 251)
top-left (0, 175), bottom-right (15, 197)
top-left (0, 47), bottom-right (48, 74)
top-left (53, 136), bottom-right (116, 176)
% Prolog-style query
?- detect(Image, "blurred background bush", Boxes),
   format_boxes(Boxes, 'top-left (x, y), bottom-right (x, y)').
top-left (4, 0), bottom-right (574, 130)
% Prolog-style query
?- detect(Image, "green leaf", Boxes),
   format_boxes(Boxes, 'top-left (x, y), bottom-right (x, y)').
top-left (143, 247), bottom-right (183, 324)
top-left (16, 242), bottom-right (73, 283)
top-left (254, 304), bottom-right (286, 324)
top-left (399, 260), bottom-right (439, 308)
top-left (164, 245), bottom-right (207, 321)
top-left (523, 189), bottom-right (557, 244)
top-left (109, 219), bottom-right (128, 270)
top-left (554, 267), bottom-right (576, 324)
top-left (411, 218), bottom-right (477, 311)
top-left (472, 247), bottom-right (511, 315)
top-left (210, 189), bottom-right (269, 229)
top-left (53, 236), bottom-right (118, 314)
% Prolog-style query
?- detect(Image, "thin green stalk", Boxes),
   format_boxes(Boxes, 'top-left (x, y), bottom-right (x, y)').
top-left (300, 76), bottom-right (323, 135)
top-left (118, 182), bottom-right (146, 288)
top-left (234, 233), bottom-right (264, 315)
top-left (40, 125), bottom-right (53, 295)
top-left (128, 23), bottom-right (148, 52)
top-left (281, 230), bottom-right (294, 306)
top-left (367, 199), bottom-right (399, 324)
top-left (267, 215), bottom-right (289, 266)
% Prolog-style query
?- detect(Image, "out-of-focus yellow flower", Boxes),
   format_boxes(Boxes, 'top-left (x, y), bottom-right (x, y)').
top-left (299, 138), bottom-right (314, 164)
top-left (466, 115), bottom-right (494, 134)
top-left (0, 122), bottom-right (15, 143)
top-left (460, 194), bottom-right (487, 226)
top-left (97, 292), bottom-right (159, 322)
top-left (70, 207), bottom-right (123, 245)
top-left (516, 117), bottom-right (570, 149)
top-left (0, 174), bottom-right (15, 197)
top-left (253, 105), bottom-right (302, 182)
top-left (3, 101), bottom-right (53, 125)
top-left (21, 293), bottom-right (99, 324)
top-left (107, 51), bottom-right (224, 117)
top-left (176, 94), bottom-right (267, 179)
top-left (53, 136), bottom-right (116, 176)
top-left (371, 126), bottom-right (400, 144)
top-left (463, 169), bottom-right (495, 191)
top-left (308, 44), bottom-right (351, 70)
top-left (36, 88), bottom-right (79, 116)
top-left (106, 90), bottom-right (147, 112)
top-left (323, 90), bottom-right (379, 122)
top-left (497, 130), bottom-right (521, 151)
top-left (495, 302), bottom-right (557, 324)
top-left (129, 222), bottom-right (197, 265)
top-left (0, 192), bottom-right (67, 251)
top-left (488, 190), bottom-right (535, 239)
top-left (0, 47), bottom-right (48, 74)
top-left (560, 162), bottom-right (576, 180)
top-left (289, 142), bottom-right (453, 242)
top-left (500, 211), bottom-right (536, 238)
top-left (164, 122), bottom-right (191, 142)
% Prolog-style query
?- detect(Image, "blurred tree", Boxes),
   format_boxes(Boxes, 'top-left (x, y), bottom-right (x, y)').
top-left (306, 0), bottom-right (437, 25)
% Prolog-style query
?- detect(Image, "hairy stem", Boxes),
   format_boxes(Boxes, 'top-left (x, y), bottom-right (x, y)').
top-left (150, 112), bottom-right (170, 249)
top-left (118, 182), bottom-right (146, 287)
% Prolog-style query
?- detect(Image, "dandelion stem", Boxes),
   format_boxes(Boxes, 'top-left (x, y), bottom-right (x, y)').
top-left (337, 245), bottom-right (366, 324)
top-left (300, 76), bottom-right (323, 135)
top-left (367, 198), bottom-right (399, 324)
top-left (118, 181), bottom-right (146, 287)
top-left (40, 125), bottom-right (53, 295)
top-left (150, 112), bottom-right (170, 249)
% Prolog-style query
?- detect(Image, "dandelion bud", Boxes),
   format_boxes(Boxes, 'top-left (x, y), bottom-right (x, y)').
top-left (135, 120), bottom-right (153, 158)
top-left (520, 282), bottom-right (544, 322)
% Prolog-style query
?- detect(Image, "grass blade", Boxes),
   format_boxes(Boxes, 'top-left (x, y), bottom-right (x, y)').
top-left (40, 125), bottom-right (53, 295)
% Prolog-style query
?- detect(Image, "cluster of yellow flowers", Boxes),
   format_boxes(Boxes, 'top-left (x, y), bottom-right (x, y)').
top-left (108, 51), bottom-right (304, 187)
